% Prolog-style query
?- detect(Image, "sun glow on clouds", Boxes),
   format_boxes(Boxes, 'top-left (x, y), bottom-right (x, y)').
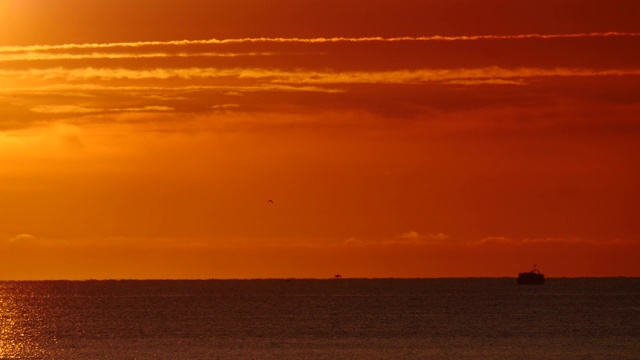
top-left (1, 1), bottom-right (639, 279)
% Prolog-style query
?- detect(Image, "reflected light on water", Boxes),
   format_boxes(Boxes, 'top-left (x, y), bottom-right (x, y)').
top-left (0, 279), bottom-right (637, 359)
top-left (0, 282), bottom-right (56, 358)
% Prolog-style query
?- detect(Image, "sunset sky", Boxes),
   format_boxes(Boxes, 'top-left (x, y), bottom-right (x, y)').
top-left (1, 0), bottom-right (639, 279)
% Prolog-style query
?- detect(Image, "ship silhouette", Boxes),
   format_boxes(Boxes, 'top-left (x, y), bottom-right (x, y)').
top-left (517, 264), bottom-right (545, 285)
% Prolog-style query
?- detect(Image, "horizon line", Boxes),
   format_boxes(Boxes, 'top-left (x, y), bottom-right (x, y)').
top-left (1, 276), bottom-right (638, 281)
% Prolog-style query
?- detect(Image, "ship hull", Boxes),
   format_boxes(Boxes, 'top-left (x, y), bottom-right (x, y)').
top-left (517, 273), bottom-right (545, 285)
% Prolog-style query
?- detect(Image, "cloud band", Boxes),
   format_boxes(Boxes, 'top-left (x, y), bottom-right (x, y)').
top-left (2, 32), bottom-right (638, 53)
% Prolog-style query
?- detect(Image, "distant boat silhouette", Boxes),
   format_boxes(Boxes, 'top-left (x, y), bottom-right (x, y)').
top-left (334, 274), bottom-right (342, 279)
top-left (517, 264), bottom-right (545, 285)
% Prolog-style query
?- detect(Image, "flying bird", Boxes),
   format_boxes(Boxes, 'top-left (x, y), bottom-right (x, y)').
top-left (267, 200), bottom-right (274, 204)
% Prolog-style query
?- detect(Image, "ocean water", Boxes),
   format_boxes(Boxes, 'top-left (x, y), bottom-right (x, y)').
top-left (0, 278), bottom-right (638, 359)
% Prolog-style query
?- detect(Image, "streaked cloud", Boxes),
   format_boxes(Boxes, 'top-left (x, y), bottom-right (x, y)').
top-left (445, 79), bottom-right (526, 86)
top-left (0, 84), bottom-right (343, 97)
top-left (1, 32), bottom-right (638, 53)
top-left (268, 67), bottom-right (640, 85)
top-left (30, 105), bottom-right (174, 114)
top-left (474, 236), bottom-right (633, 246)
top-left (0, 51), bottom-right (275, 62)
top-left (211, 104), bottom-right (240, 110)
top-left (3, 66), bottom-right (639, 84)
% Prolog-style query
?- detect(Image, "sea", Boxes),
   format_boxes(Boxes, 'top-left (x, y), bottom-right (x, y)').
top-left (0, 278), bottom-right (638, 359)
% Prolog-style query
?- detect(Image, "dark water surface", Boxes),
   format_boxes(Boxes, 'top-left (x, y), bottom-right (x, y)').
top-left (0, 278), bottom-right (638, 359)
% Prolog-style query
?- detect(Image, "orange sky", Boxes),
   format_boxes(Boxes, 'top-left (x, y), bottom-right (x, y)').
top-left (1, 0), bottom-right (639, 279)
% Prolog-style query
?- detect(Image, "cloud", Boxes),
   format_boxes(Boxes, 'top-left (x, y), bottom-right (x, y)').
top-left (4, 66), bottom-right (638, 85)
top-left (397, 231), bottom-right (450, 240)
top-left (0, 51), bottom-right (275, 62)
top-left (269, 67), bottom-right (640, 86)
top-left (30, 105), bottom-right (174, 115)
top-left (0, 84), bottom-right (342, 99)
top-left (342, 236), bottom-right (432, 248)
top-left (7, 234), bottom-right (36, 244)
top-left (211, 104), bottom-right (240, 110)
top-left (391, 231), bottom-right (450, 246)
top-left (1, 32), bottom-right (638, 53)
top-left (398, 231), bottom-right (420, 239)
top-left (474, 236), bottom-right (633, 246)
top-left (383, 238), bottom-right (428, 246)
top-left (427, 233), bottom-right (450, 241)
top-left (343, 237), bottom-right (365, 247)
top-left (445, 79), bottom-right (526, 86)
